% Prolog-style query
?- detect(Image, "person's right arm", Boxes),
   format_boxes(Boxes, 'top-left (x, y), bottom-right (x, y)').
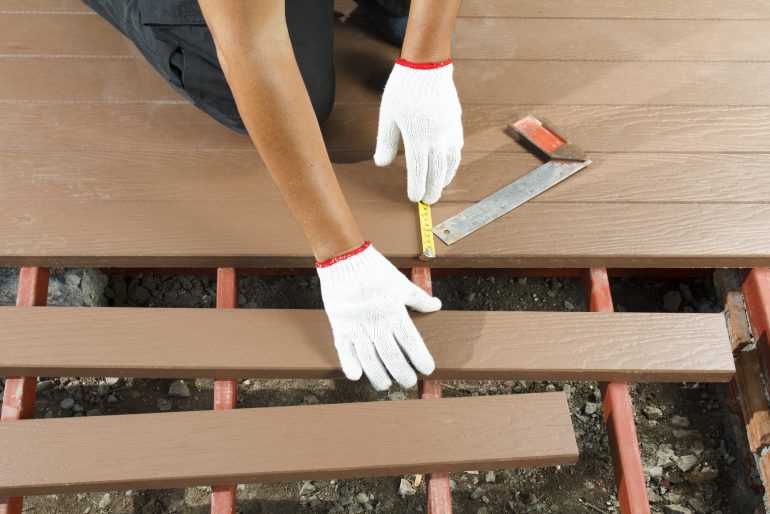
top-left (196, 0), bottom-right (441, 391)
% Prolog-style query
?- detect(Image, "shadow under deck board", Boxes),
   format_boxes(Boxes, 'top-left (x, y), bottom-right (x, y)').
top-left (1, 201), bottom-right (769, 268)
top-left (0, 394), bottom-right (578, 497)
top-left (0, 308), bottom-right (735, 381)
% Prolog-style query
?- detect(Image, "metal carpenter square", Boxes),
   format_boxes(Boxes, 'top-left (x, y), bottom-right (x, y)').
top-left (433, 159), bottom-right (591, 245)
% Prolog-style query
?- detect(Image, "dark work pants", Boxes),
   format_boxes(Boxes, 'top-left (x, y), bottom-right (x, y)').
top-left (82, 0), bottom-right (335, 133)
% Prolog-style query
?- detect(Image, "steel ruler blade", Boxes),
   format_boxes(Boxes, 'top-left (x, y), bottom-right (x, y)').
top-left (433, 159), bottom-right (591, 245)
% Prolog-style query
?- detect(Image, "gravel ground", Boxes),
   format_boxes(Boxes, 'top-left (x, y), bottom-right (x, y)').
top-left (0, 267), bottom-right (763, 514)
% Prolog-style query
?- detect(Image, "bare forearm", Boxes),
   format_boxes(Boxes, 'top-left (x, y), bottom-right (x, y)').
top-left (401, 0), bottom-right (462, 63)
top-left (198, 0), bottom-right (363, 262)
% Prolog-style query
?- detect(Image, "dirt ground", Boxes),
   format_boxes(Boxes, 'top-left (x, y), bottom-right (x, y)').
top-left (0, 267), bottom-right (764, 514)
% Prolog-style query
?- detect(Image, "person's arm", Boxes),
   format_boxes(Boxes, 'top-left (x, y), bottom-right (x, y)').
top-left (374, 0), bottom-right (464, 205)
top-left (401, 0), bottom-right (462, 64)
top-left (197, 0), bottom-right (441, 391)
top-left (197, 0), bottom-right (361, 263)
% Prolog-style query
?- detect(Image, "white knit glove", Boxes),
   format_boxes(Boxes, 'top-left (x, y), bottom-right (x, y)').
top-left (374, 58), bottom-right (463, 205)
top-left (316, 241), bottom-right (440, 390)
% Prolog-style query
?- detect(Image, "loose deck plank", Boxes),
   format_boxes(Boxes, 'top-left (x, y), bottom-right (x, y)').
top-left (5, 56), bottom-right (770, 106)
top-left (0, 308), bottom-right (735, 381)
top-left (2, 150), bottom-right (769, 205)
top-left (1, 201), bottom-right (770, 268)
top-left (6, 14), bottom-right (770, 62)
top-left (0, 394), bottom-right (578, 496)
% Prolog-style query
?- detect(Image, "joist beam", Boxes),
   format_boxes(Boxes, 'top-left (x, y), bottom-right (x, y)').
top-left (0, 394), bottom-right (578, 497)
top-left (413, 267), bottom-right (453, 514)
top-left (211, 268), bottom-right (239, 514)
top-left (581, 268), bottom-right (650, 514)
top-left (0, 267), bottom-right (49, 514)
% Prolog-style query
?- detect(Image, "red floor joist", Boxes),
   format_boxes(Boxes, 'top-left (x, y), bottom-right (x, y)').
top-left (0, 267), bottom-right (50, 514)
top-left (412, 267), bottom-right (453, 514)
top-left (582, 268), bottom-right (650, 513)
top-left (211, 267), bottom-right (239, 514)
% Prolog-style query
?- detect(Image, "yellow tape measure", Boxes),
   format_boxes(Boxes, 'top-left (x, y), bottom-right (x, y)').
top-left (418, 202), bottom-right (436, 261)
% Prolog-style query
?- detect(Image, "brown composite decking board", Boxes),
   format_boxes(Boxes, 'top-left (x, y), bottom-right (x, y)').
top-left (5, 57), bottom-right (770, 105)
top-left (5, 151), bottom-right (770, 204)
top-left (7, 14), bottom-right (770, 62)
top-left (5, 0), bottom-right (770, 19)
top-left (0, 308), bottom-right (735, 381)
top-left (0, 394), bottom-right (578, 496)
top-left (1, 2), bottom-right (769, 268)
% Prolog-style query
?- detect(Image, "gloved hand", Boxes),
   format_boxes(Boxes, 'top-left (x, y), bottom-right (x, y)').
top-left (374, 57), bottom-right (463, 205)
top-left (316, 241), bottom-right (440, 390)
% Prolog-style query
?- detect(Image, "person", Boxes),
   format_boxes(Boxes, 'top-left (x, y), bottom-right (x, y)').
top-left (82, 0), bottom-right (464, 391)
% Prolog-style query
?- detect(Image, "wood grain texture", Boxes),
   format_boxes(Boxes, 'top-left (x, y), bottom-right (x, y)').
top-left (0, 394), bottom-right (578, 496)
top-left (6, 14), bottom-right (770, 62)
top-left (3, 150), bottom-right (770, 204)
top-left (0, 308), bottom-right (735, 382)
top-left (7, 0), bottom-right (770, 19)
top-left (1, 201), bottom-right (770, 268)
top-left (4, 103), bottom-right (770, 154)
top-left (5, 56), bottom-right (769, 106)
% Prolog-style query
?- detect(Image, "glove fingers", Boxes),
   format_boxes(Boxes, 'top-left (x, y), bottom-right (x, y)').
top-left (353, 337), bottom-right (392, 391)
top-left (422, 150), bottom-right (447, 205)
top-left (334, 337), bottom-right (363, 381)
top-left (374, 115), bottom-right (400, 167)
top-left (373, 330), bottom-right (418, 389)
top-left (444, 146), bottom-right (462, 187)
top-left (406, 143), bottom-right (429, 203)
top-left (394, 316), bottom-right (436, 376)
top-left (404, 282), bottom-right (442, 313)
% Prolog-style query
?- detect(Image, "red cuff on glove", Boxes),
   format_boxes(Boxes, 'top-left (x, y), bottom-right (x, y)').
top-left (315, 241), bottom-right (371, 268)
top-left (395, 57), bottom-right (453, 70)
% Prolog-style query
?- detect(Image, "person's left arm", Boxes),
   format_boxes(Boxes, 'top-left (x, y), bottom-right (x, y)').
top-left (374, 0), bottom-right (464, 205)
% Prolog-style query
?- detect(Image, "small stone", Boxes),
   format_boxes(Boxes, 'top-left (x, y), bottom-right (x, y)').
top-left (104, 377), bottom-right (124, 388)
top-left (60, 398), bottom-right (75, 410)
top-left (593, 389), bottom-right (602, 402)
top-left (157, 398), bottom-right (172, 411)
top-left (663, 291), bottom-right (682, 312)
top-left (564, 300), bottom-right (575, 311)
top-left (675, 455), bottom-right (698, 472)
top-left (584, 402), bottom-right (599, 415)
top-left (168, 380), bottom-right (190, 398)
top-left (398, 478), bottom-right (416, 497)
top-left (477, 508), bottom-right (490, 514)
top-left (484, 471), bottom-right (496, 483)
top-left (643, 405), bottom-right (663, 419)
top-left (672, 429), bottom-right (698, 439)
top-left (663, 506), bottom-right (692, 514)
top-left (678, 284), bottom-right (696, 304)
top-left (97, 381), bottom-right (110, 397)
top-left (98, 493), bottom-right (111, 509)
top-left (449, 480), bottom-right (457, 491)
top-left (645, 466), bottom-right (663, 479)
top-left (299, 481), bottom-right (316, 496)
top-left (671, 415), bottom-right (690, 428)
top-left (546, 384), bottom-right (555, 392)
top-left (686, 467), bottom-right (718, 483)
top-left (470, 487), bottom-right (484, 500)
top-left (303, 395), bottom-right (320, 405)
top-left (107, 394), bottom-right (118, 404)
top-left (36, 380), bottom-right (55, 392)
top-left (387, 391), bottom-right (407, 401)
top-left (65, 380), bottom-right (82, 396)
top-left (355, 492), bottom-right (369, 504)
top-left (86, 408), bottom-right (101, 416)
